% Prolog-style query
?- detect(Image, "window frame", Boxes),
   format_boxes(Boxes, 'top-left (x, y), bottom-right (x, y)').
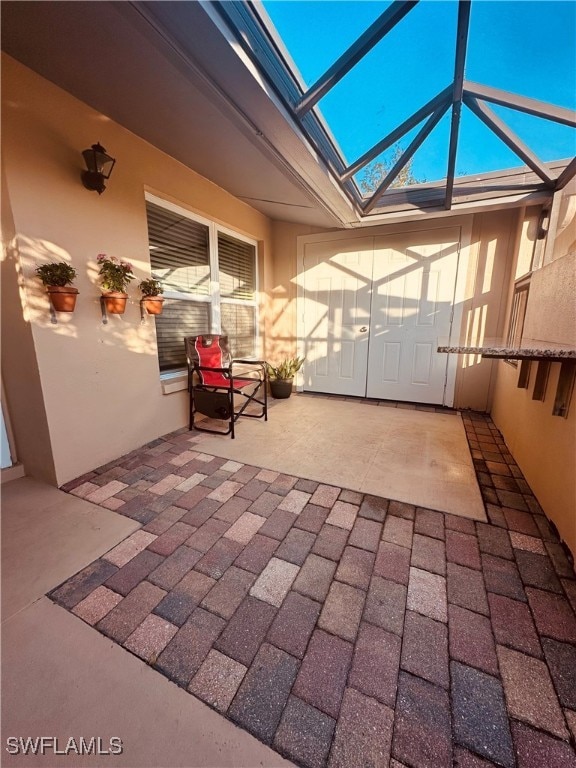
top-left (145, 192), bottom-right (260, 377)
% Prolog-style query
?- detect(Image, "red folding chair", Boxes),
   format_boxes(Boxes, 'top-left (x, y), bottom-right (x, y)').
top-left (185, 335), bottom-right (267, 438)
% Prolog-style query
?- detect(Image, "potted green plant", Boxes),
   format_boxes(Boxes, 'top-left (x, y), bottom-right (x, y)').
top-left (35, 262), bottom-right (79, 312)
top-left (266, 356), bottom-right (305, 399)
top-left (97, 253), bottom-right (135, 314)
top-left (139, 278), bottom-right (165, 315)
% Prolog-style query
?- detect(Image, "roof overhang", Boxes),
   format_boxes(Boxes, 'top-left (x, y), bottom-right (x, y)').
top-left (1, 0), bottom-right (354, 227)
top-left (2, 0), bottom-right (574, 228)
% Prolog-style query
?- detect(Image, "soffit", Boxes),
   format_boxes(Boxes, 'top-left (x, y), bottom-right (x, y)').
top-left (0, 0), bottom-right (354, 228)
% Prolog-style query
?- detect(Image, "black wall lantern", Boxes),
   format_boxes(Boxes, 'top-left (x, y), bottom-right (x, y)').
top-left (81, 142), bottom-right (116, 194)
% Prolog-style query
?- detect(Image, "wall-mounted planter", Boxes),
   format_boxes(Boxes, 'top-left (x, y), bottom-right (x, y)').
top-left (101, 291), bottom-right (128, 315)
top-left (141, 296), bottom-right (164, 315)
top-left (47, 286), bottom-right (79, 313)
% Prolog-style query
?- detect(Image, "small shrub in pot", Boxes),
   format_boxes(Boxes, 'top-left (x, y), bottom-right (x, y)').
top-left (35, 262), bottom-right (79, 312)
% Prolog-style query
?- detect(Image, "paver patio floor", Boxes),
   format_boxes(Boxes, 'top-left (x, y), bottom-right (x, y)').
top-left (53, 398), bottom-right (576, 768)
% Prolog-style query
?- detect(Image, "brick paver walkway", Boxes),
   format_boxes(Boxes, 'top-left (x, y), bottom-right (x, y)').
top-left (52, 405), bottom-right (576, 768)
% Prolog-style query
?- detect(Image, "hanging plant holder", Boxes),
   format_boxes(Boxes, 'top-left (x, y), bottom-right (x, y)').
top-left (35, 262), bottom-right (78, 323)
top-left (138, 279), bottom-right (165, 322)
top-left (141, 296), bottom-right (164, 316)
top-left (101, 291), bottom-right (128, 316)
top-left (47, 286), bottom-right (79, 313)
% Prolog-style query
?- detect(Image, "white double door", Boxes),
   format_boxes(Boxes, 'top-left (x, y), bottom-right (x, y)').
top-left (301, 227), bottom-right (461, 405)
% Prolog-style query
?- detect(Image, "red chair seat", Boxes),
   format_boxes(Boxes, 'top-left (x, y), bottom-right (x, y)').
top-left (185, 335), bottom-right (267, 438)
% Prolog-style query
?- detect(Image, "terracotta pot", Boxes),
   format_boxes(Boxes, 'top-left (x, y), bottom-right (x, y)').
top-left (47, 286), bottom-right (79, 312)
top-left (102, 291), bottom-right (128, 314)
top-left (269, 378), bottom-right (293, 399)
top-left (141, 296), bottom-right (165, 315)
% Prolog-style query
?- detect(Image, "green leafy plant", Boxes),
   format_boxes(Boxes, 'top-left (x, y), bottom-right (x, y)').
top-left (97, 253), bottom-right (135, 293)
top-left (266, 356), bottom-right (305, 380)
top-left (139, 278), bottom-right (164, 297)
top-left (35, 262), bottom-right (77, 287)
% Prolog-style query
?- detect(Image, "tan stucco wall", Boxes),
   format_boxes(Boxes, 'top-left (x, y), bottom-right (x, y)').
top-left (269, 221), bottom-right (327, 364)
top-left (491, 198), bottom-right (576, 558)
top-left (1, 164), bottom-right (57, 483)
top-left (453, 209), bottom-right (517, 411)
top-left (492, 362), bottom-right (575, 557)
top-left (523, 251), bottom-right (576, 344)
top-left (1, 55), bottom-right (273, 485)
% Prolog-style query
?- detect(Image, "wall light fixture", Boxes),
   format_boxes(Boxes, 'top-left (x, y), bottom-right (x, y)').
top-left (81, 142), bottom-right (116, 194)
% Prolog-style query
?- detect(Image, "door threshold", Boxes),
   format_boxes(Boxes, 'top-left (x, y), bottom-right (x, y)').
top-left (300, 391), bottom-right (459, 413)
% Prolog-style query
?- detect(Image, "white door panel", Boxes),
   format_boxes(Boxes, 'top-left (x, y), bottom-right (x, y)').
top-left (366, 228), bottom-right (460, 403)
top-left (302, 238), bottom-right (373, 396)
top-left (301, 228), bottom-right (460, 405)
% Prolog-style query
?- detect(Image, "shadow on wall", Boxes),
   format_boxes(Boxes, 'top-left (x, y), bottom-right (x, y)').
top-left (13, 233), bottom-right (160, 357)
top-left (460, 224), bottom-right (509, 370)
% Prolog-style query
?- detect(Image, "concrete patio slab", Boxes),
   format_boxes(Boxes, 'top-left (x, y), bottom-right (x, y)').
top-left (1, 598), bottom-right (293, 767)
top-left (198, 395), bottom-right (486, 521)
top-left (1, 477), bottom-right (139, 622)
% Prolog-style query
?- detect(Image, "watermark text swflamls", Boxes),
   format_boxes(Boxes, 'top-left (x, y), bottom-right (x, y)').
top-left (6, 737), bottom-right (123, 756)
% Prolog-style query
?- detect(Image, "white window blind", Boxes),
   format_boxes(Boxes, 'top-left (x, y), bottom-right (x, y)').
top-left (221, 302), bottom-right (256, 358)
top-left (148, 201), bottom-right (210, 295)
top-left (145, 197), bottom-right (258, 373)
top-left (155, 300), bottom-right (210, 372)
top-left (218, 232), bottom-right (256, 300)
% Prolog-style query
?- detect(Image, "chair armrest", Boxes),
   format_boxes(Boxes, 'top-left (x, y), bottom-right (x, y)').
top-left (194, 365), bottom-right (232, 375)
top-left (231, 359), bottom-right (266, 378)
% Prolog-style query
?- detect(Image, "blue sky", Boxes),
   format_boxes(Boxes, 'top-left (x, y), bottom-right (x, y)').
top-left (261, 1), bottom-right (576, 186)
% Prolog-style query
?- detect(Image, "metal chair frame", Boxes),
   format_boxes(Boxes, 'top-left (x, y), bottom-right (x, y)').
top-left (185, 335), bottom-right (267, 439)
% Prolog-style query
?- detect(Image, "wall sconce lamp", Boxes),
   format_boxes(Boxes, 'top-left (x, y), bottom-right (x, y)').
top-left (81, 142), bottom-right (116, 194)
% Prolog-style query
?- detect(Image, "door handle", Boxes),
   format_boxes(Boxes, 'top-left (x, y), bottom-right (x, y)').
top-left (359, 326), bottom-right (368, 333)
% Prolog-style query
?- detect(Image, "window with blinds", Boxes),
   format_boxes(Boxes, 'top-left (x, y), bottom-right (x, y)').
top-left (145, 196), bottom-right (258, 373)
top-left (218, 232), bottom-right (256, 300)
top-left (221, 302), bottom-right (256, 358)
top-left (147, 201), bottom-right (210, 295)
top-left (155, 300), bottom-right (210, 372)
